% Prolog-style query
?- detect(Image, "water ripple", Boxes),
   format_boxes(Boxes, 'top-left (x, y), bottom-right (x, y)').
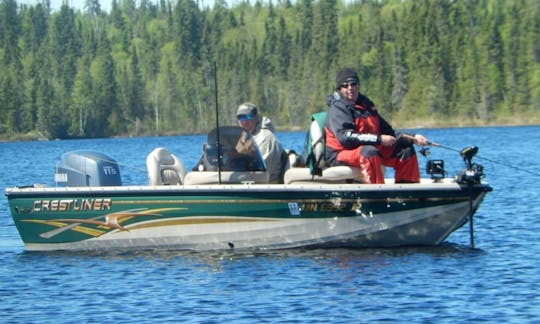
top-left (2, 127), bottom-right (540, 322)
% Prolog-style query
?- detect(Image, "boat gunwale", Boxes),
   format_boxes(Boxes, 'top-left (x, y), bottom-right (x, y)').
top-left (5, 179), bottom-right (493, 197)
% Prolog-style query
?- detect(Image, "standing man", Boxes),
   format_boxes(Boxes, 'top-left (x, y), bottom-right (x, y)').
top-left (324, 68), bottom-right (430, 184)
top-left (236, 102), bottom-right (285, 183)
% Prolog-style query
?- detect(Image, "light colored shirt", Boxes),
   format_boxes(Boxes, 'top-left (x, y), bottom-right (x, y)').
top-left (252, 116), bottom-right (284, 183)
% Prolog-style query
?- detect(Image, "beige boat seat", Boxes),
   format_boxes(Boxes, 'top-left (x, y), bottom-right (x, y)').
top-left (283, 113), bottom-right (362, 184)
top-left (183, 170), bottom-right (269, 185)
top-left (283, 166), bottom-right (361, 184)
top-left (146, 147), bottom-right (186, 185)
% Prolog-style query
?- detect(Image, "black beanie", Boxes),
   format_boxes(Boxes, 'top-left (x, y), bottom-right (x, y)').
top-left (335, 68), bottom-right (359, 89)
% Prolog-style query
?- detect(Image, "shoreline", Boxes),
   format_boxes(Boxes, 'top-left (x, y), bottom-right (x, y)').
top-left (2, 119), bottom-right (539, 143)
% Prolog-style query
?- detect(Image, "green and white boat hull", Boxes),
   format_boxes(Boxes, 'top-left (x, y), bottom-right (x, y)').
top-left (5, 181), bottom-right (491, 251)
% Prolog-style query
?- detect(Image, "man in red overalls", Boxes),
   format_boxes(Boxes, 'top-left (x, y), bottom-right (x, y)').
top-left (325, 68), bottom-right (430, 184)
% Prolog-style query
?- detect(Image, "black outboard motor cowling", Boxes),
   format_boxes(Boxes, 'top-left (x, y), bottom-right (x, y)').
top-left (55, 151), bottom-right (122, 187)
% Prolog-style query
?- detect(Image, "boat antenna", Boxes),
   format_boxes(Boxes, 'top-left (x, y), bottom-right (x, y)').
top-left (213, 62), bottom-right (222, 184)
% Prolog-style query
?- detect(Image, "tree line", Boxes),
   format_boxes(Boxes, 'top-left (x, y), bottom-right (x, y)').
top-left (0, 0), bottom-right (538, 140)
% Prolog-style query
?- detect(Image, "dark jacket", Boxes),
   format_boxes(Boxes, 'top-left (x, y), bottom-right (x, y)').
top-left (324, 91), bottom-right (395, 165)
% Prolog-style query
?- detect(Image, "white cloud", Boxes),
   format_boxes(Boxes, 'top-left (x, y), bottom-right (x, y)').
top-left (18, 0), bottom-right (110, 12)
top-left (18, 0), bottom-right (218, 12)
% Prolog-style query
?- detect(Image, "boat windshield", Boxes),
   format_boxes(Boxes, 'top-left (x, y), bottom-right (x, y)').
top-left (201, 126), bottom-right (266, 172)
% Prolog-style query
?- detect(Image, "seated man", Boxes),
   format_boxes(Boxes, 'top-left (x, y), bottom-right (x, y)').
top-left (236, 102), bottom-right (285, 183)
top-left (324, 68), bottom-right (430, 184)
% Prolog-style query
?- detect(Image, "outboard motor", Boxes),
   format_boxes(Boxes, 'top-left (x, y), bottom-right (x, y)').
top-left (55, 151), bottom-right (122, 187)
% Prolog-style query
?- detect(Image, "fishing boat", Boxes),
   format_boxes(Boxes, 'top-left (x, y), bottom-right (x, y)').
top-left (4, 126), bottom-right (491, 252)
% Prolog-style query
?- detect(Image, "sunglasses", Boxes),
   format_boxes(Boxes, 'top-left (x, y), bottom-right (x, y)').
top-left (340, 82), bottom-right (358, 89)
top-left (237, 114), bottom-right (255, 121)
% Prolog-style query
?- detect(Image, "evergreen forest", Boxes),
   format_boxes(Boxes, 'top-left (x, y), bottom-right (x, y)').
top-left (0, 0), bottom-right (539, 140)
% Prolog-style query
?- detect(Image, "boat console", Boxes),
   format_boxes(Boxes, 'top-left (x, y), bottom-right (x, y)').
top-left (160, 126), bottom-right (270, 185)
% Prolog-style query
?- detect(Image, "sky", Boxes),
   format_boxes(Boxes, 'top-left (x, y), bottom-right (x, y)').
top-left (19, 0), bottom-right (113, 12)
top-left (18, 0), bottom-right (217, 12)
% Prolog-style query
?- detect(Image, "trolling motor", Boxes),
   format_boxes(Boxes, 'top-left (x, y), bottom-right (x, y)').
top-left (424, 145), bottom-right (484, 184)
top-left (455, 146), bottom-right (484, 184)
top-left (421, 141), bottom-right (487, 248)
top-left (454, 146), bottom-right (485, 249)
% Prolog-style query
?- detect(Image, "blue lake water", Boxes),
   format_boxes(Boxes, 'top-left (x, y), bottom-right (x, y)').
top-left (1, 126), bottom-right (540, 322)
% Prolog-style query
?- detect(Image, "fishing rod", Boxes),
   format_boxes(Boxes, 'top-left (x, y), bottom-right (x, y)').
top-left (403, 134), bottom-right (540, 176)
top-left (432, 141), bottom-right (538, 176)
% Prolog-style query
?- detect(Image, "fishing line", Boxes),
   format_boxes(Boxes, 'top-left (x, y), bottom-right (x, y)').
top-left (422, 139), bottom-right (539, 177)
top-left (402, 134), bottom-right (538, 176)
